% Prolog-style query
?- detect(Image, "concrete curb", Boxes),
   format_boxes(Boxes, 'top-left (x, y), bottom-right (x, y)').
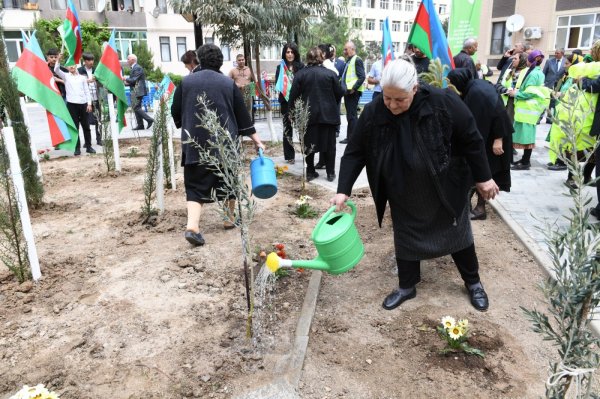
top-left (489, 199), bottom-right (600, 337)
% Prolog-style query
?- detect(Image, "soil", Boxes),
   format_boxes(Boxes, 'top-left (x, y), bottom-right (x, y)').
top-left (0, 138), bottom-right (597, 398)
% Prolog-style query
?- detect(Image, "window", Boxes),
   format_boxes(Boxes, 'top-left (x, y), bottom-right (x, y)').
top-left (353, 18), bottom-right (363, 29)
top-left (366, 19), bottom-right (376, 30)
top-left (204, 37), bottom-right (214, 44)
top-left (159, 37), bottom-right (171, 62)
top-left (555, 13), bottom-right (600, 50)
top-left (221, 45), bottom-right (231, 61)
top-left (3, 0), bottom-right (21, 9)
top-left (392, 0), bottom-right (401, 11)
top-left (51, 0), bottom-right (66, 9)
top-left (393, 42), bottom-right (401, 52)
top-left (367, 0), bottom-right (375, 8)
top-left (3, 31), bottom-right (29, 64)
top-left (392, 20), bottom-right (401, 32)
top-left (380, 0), bottom-right (389, 9)
top-left (175, 37), bottom-right (186, 60)
top-left (404, 21), bottom-right (411, 32)
top-left (115, 31), bottom-right (147, 61)
top-left (158, 0), bottom-right (167, 13)
top-left (490, 21), bottom-right (510, 55)
top-left (79, 0), bottom-right (94, 10)
top-left (352, 0), bottom-right (361, 7)
top-left (405, 0), bottom-right (413, 11)
top-left (438, 4), bottom-right (446, 14)
top-left (380, 19), bottom-right (385, 31)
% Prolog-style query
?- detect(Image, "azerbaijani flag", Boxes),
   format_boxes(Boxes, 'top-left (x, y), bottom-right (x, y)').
top-left (275, 60), bottom-right (291, 101)
top-left (382, 17), bottom-right (395, 67)
top-left (12, 32), bottom-right (77, 151)
top-left (155, 75), bottom-right (175, 103)
top-left (407, 0), bottom-right (455, 70)
top-left (46, 111), bottom-right (73, 148)
top-left (57, 0), bottom-right (82, 66)
top-left (94, 29), bottom-right (128, 132)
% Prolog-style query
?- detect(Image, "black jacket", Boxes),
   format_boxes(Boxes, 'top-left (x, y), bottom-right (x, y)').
top-left (288, 65), bottom-right (343, 126)
top-left (337, 84), bottom-right (491, 226)
top-left (453, 50), bottom-right (478, 79)
top-left (275, 60), bottom-right (304, 107)
top-left (581, 75), bottom-right (600, 137)
top-left (125, 64), bottom-right (148, 97)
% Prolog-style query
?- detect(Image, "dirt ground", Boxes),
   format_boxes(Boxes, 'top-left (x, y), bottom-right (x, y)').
top-left (0, 138), bottom-right (597, 398)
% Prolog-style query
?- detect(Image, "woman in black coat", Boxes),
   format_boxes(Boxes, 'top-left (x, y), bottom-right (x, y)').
top-left (275, 43), bottom-right (304, 164)
top-left (288, 46), bottom-right (343, 182)
top-left (331, 58), bottom-right (499, 312)
top-left (448, 68), bottom-right (513, 220)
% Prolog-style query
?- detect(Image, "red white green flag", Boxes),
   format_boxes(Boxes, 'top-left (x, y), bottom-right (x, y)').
top-left (57, 0), bottom-right (82, 66)
top-left (12, 32), bottom-right (78, 151)
top-left (94, 29), bottom-right (128, 132)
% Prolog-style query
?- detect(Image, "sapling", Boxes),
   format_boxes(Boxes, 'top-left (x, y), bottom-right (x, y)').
top-left (97, 87), bottom-right (115, 172)
top-left (187, 94), bottom-right (258, 337)
top-left (140, 102), bottom-right (166, 223)
top-left (289, 98), bottom-right (313, 192)
top-left (522, 85), bottom-right (600, 398)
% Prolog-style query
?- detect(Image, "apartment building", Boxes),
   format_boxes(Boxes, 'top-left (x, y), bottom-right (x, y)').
top-left (479, 0), bottom-right (600, 67)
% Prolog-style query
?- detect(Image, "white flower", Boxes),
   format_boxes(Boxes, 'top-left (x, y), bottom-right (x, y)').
top-left (441, 316), bottom-right (456, 329)
top-left (458, 319), bottom-right (469, 328)
top-left (448, 325), bottom-right (464, 340)
top-left (295, 195), bottom-right (313, 206)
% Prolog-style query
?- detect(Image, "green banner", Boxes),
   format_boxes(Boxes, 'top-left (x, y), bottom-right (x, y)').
top-left (447, 0), bottom-right (483, 57)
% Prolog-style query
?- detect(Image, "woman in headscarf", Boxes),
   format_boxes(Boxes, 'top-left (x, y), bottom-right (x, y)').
top-left (448, 68), bottom-right (513, 220)
top-left (171, 44), bottom-right (265, 246)
top-left (275, 43), bottom-right (304, 164)
top-left (332, 58), bottom-right (499, 312)
top-left (510, 50), bottom-right (549, 171)
top-left (496, 52), bottom-right (528, 125)
top-left (288, 46), bottom-right (343, 182)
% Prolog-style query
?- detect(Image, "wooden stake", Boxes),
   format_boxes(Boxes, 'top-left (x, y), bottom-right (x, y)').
top-left (2, 127), bottom-right (41, 280)
top-left (107, 93), bottom-right (121, 171)
top-left (19, 97), bottom-right (42, 181)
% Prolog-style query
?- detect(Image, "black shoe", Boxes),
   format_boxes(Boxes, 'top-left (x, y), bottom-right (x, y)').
top-left (511, 162), bottom-right (530, 170)
top-left (97, 140), bottom-right (103, 146)
top-left (327, 173), bottom-right (336, 182)
top-left (315, 163), bottom-right (326, 170)
top-left (132, 126), bottom-right (144, 131)
top-left (511, 158), bottom-right (522, 165)
top-left (147, 120), bottom-right (154, 129)
top-left (547, 163), bottom-right (567, 171)
top-left (86, 146), bottom-right (96, 154)
top-left (74, 149), bottom-right (81, 156)
top-left (470, 211), bottom-right (487, 220)
top-left (339, 139), bottom-right (349, 144)
top-left (306, 172), bottom-right (319, 182)
top-left (465, 283), bottom-right (489, 311)
top-left (590, 208), bottom-right (600, 219)
top-left (184, 230), bottom-right (205, 246)
top-left (382, 287), bottom-right (416, 310)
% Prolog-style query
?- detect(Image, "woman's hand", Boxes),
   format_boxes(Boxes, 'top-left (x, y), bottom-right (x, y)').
top-left (255, 141), bottom-right (266, 152)
top-left (476, 179), bottom-right (500, 201)
top-left (330, 193), bottom-right (349, 212)
top-left (492, 138), bottom-right (503, 155)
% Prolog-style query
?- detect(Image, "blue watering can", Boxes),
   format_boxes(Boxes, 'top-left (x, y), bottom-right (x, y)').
top-left (250, 148), bottom-right (277, 199)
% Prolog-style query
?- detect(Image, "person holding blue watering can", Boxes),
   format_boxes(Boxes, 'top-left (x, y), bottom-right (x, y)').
top-left (171, 44), bottom-right (265, 246)
top-left (331, 58), bottom-right (499, 312)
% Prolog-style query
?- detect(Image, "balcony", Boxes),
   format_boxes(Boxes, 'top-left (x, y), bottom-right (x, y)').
top-left (2, 0), bottom-right (39, 9)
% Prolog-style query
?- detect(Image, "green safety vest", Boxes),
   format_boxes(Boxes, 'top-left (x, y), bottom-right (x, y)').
top-left (344, 55), bottom-right (364, 92)
top-left (514, 83), bottom-right (551, 124)
top-left (500, 68), bottom-right (526, 106)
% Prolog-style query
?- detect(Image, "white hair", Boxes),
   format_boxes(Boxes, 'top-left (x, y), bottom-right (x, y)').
top-left (380, 58), bottom-right (418, 91)
top-left (463, 38), bottom-right (477, 49)
top-left (128, 54), bottom-right (138, 61)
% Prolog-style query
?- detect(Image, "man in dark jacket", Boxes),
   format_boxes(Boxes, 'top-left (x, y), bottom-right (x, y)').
top-left (339, 41), bottom-right (365, 144)
top-left (453, 38), bottom-right (478, 79)
top-left (125, 54), bottom-right (154, 130)
top-left (78, 53), bottom-right (102, 145)
top-left (583, 72), bottom-right (600, 219)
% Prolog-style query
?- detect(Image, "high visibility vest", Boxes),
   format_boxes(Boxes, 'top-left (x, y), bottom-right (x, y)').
top-left (500, 68), bottom-right (526, 106)
top-left (344, 55), bottom-right (364, 92)
top-left (514, 84), bottom-right (551, 124)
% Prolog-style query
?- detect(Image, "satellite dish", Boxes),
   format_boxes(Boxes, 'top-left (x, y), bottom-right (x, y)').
top-left (151, 6), bottom-right (160, 18)
top-left (97, 0), bottom-right (105, 12)
top-left (506, 14), bottom-right (525, 33)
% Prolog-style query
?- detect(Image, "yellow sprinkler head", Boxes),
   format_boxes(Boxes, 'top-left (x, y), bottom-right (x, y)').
top-left (266, 252), bottom-right (280, 273)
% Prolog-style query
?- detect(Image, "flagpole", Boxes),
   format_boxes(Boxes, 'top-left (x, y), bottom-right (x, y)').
top-left (19, 97), bottom-right (43, 181)
top-left (156, 138), bottom-right (164, 213)
top-left (2, 127), bottom-right (42, 281)
top-left (107, 93), bottom-right (121, 171)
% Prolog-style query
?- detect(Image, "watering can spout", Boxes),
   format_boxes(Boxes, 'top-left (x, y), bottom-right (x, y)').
top-left (265, 252), bottom-right (331, 273)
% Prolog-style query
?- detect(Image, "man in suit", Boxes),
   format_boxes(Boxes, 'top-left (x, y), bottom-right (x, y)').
top-left (339, 41), bottom-right (365, 145)
top-left (124, 54), bottom-right (153, 130)
top-left (543, 48), bottom-right (566, 123)
top-left (78, 53), bottom-right (102, 145)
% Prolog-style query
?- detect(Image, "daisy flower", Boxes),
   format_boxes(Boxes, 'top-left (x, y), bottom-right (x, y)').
top-left (441, 316), bottom-right (456, 329)
top-left (458, 319), bottom-right (469, 328)
top-left (448, 325), bottom-right (463, 340)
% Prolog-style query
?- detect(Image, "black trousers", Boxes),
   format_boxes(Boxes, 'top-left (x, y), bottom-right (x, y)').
top-left (281, 101), bottom-right (295, 161)
top-left (344, 91), bottom-right (361, 140)
top-left (595, 144), bottom-right (600, 212)
top-left (316, 127), bottom-right (337, 175)
top-left (396, 244), bottom-right (481, 289)
top-left (89, 100), bottom-right (102, 142)
top-left (67, 102), bottom-right (91, 151)
top-left (133, 95), bottom-right (153, 127)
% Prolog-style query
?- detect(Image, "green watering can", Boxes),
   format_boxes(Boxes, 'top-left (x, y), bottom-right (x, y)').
top-left (266, 201), bottom-right (364, 275)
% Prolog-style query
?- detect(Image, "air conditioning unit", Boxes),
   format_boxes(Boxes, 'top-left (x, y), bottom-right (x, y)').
top-left (523, 27), bottom-right (542, 40)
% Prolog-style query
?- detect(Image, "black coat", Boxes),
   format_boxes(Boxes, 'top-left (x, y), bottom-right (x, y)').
top-left (288, 65), bottom-right (343, 126)
top-left (448, 68), bottom-right (513, 191)
top-left (581, 75), bottom-right (600, 137)
top-left (453, 50), bottom-right (478, 79)
top-left (125, 64), bottom-right (148, 97)
top-left (337, 84), bottom-right (491, 226)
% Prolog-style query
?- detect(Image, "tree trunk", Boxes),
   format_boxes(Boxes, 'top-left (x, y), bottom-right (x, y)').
top-left (250, 42), bottom-right (276, 141)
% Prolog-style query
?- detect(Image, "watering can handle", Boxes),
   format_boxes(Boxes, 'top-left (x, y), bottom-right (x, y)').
top-left (314, 200), bottom-right (357, 234)
top-left (258, 148), bottom-right (264, 165)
